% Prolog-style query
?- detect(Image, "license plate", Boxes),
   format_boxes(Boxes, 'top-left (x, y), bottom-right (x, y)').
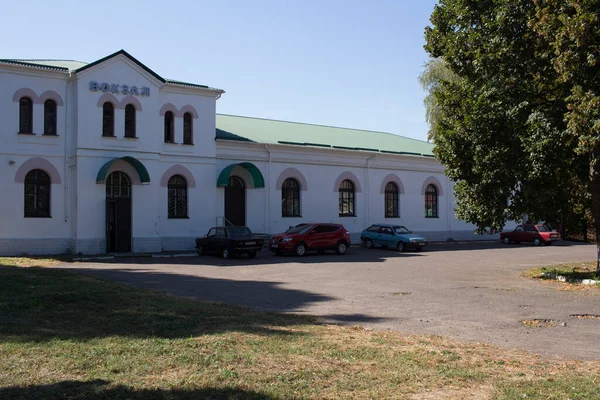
top-left (551, 235), bottom-right (558, 238)
top-left (246, 241), bottom-right (256, 245)
top-left (418, 242), bottom-right (425, 246)
top-left (271, 244), bottom-right (278, 248)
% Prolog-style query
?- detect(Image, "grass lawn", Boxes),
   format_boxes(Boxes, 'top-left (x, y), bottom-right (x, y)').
top-left (523, 261), bottom-right (600, 289)
top-left (1, 262), bottom-right (599, 399)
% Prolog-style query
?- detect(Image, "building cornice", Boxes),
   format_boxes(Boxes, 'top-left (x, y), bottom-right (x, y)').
top-left (216, 140), bottom-right (444, 173)
top-left (216, 139), bottom-right (442, 165)
top-left (0, 62), bottom-right (69, 80)
top-left (161, 83), bottom-right (225, 97)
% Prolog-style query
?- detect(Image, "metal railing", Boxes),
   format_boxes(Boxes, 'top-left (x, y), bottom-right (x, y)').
top-left (216, 216), bottom-right (234, 227)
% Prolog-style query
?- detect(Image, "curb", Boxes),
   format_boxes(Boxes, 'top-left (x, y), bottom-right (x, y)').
top-left (73, 252), bottom-right (198, 261)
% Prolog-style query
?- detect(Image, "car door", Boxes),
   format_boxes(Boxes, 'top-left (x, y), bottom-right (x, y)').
top-left (307, 225), bottom-right (326, 249)
top-left (524, 225), bottom-right (537, 242)
top-left (512, 225), bottom-right (524, 242)
top-left (215, 227), bottom-right (227, 251)
top-left (370, 226), bottom-right (385, 246)
top-left (322, 225), bottom-right (340, 248)
top-left (204, 228), bottom-right (218, 252)
top-left (379, 227), bottom-right (395, 247)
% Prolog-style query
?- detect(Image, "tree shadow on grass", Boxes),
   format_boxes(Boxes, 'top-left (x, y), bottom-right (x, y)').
top-left (0, 266), bottom-right (387, 343)
top-left (0, 379), bottom-right (272, 400)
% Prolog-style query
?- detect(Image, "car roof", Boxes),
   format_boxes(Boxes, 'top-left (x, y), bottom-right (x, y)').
top-left (299, 223), bottom-right (341, 226)
top-left (372, 223), bottom-right (405, 228)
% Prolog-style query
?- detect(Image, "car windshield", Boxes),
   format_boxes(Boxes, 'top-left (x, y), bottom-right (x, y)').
top-left (536, 225), bottom-right (550, 232)
top-left (227, 226), bottom-right (252, 237)
top-left (286, 224), bottom-right (312, 234)
top-left (394, 226), bottom-right (410, 234)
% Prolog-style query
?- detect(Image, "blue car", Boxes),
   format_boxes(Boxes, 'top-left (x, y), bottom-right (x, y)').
top-left (360, 224), bottom-right (427, 252)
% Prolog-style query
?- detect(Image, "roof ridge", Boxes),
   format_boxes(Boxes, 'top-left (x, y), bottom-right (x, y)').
top-left (7, 58), bottom-right (87, 63)
top-left (216, 113), bottom-right (430, 144)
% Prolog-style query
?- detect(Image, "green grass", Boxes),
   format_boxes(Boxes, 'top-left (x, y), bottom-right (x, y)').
top-left (523, 261), bottom-right (600, 286)
top-left (1, 264), bottom-right (599, 399)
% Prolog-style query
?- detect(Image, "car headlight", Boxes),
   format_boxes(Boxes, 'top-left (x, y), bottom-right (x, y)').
top-left (410, 238), bottom-right (419, 242)
top-left (281, 238), bottom-right (292, 242)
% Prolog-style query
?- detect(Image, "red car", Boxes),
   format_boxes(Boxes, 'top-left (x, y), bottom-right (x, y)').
top-left (500, 224), bottom-right (561, 246)
top-left (270, 223), bottom-right (351, 256)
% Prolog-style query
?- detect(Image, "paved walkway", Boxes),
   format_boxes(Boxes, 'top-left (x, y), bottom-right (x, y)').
top-left (56, 241), bottom-right (600, 360)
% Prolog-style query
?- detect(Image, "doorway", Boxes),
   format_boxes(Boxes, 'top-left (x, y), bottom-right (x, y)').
top-left (106, 171), bottom-right (132, 252)
top-left (224, 175), bottom-right (245, 226)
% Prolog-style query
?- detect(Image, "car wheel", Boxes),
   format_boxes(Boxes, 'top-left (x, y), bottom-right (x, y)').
top-left (364, 239), bottom-right (373, 249)
top-left (336, 241), bottom-right (348, 255)
top-left (533, 238), bottom-right (541, 246)
top-left (197, 246), bottom-right (204, 256)
top-left (248, 251), bottom-right (257, 258)
top-left (295, 243), bottom-right (306, 256)
top-left (222, 248), bottom-right (230, 259)
top-left (502, 237), bottom-right (510, 244)
top-left (397, 241), bottom-right (405, 252)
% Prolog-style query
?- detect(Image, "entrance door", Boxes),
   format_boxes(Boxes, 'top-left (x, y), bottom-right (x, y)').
top-left (224, 176), bottom-right (245, 226)
top-left (106, 171), bottom-right (132, 252)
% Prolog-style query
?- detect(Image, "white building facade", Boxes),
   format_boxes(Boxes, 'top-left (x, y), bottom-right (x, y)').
top-left (0, 50), bottom-right (498, 256)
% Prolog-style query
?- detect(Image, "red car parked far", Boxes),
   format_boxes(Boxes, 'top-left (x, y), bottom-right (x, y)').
top-left (270, 223), bottom-right (351, 256)
top-left (500, 224), bottom-right (561, 246)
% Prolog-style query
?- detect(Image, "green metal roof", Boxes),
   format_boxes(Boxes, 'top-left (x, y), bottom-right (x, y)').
top-left (215, 114), bottom-right (434, 157)
top-left (217, 162), bottom-right (265, 188)
top-left (96, 156), bottom-right (151, 184)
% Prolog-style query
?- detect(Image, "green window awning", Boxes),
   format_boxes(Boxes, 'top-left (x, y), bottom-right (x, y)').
top-left (217, 162), bottom-right (265, 188)
top-left (96, 156), bottom-right (151, 184)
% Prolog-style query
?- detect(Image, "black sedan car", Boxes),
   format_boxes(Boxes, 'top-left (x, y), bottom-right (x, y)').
top-left (195, 226), bottom-right (264, 259)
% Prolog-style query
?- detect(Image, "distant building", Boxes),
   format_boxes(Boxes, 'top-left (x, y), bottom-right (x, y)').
top-left (0, 50), bottom-right (497, 255)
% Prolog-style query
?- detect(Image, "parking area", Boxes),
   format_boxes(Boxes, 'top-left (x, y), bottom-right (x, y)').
top-left (56, 241), bottom-right (599, 360)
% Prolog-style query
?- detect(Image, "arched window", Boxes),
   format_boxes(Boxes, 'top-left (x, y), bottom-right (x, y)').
top-left (164, 111), bottom-right (174, 143)
top-left (385, 182), bottom-right (399, 218)
top-left (106, 172), bottom-right (130, 198)
top-left (183, 112), bottom-right (193, 144)
top-left (24, 169), bottom-right (50, 217)
top-left (425, 184), bottom-right (438, 217)
top-left (339, 179), bottom-right (355, 217)
top-left (168, 175), bottom-right (188, 218)
top-left (102, 102), bottom-right (114, 137)
top-left (43, 99), bottom-right (57, 135)
top-left (282, 178), bottom-right (300, 217)
top-left (124, 104), bottom-right (136, 138)
top-left (19, 97), bottom-right (33, 134)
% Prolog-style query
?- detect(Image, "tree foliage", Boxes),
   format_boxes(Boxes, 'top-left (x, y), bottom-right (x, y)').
top-left (423, 0), bottom-right (595, 237)
top-left (418, 58), bottom-right (458, 141)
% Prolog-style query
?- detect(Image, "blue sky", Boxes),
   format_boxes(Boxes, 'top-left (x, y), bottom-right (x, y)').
top-left (1, 0), bottom-right (438, 142)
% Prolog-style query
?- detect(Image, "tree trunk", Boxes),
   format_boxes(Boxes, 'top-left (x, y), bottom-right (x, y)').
top-left (590, 155), bottom-right (600, 275)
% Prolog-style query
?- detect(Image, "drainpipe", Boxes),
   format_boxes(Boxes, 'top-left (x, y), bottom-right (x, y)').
top-left (365, 154), bottom-right (377, 228)
top-left (64, 72), bottom-right (72, 223)
top-left (264, 144), bottom-right (271, 233)
top-left (446, 176), bottom-right (451, 239)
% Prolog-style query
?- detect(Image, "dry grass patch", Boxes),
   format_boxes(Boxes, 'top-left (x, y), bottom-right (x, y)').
top-left (520, 319), bottom-right (560, 328)
top-left (0, 266), bottom-right (599, 399)
top-left (0, 256), bottom-right (65, 267)
top-left (523, 261), bottom-right (600, 291)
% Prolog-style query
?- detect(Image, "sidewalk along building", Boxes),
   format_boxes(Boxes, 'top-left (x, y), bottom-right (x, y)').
top-left (0, 50), bottom-right (506, 255)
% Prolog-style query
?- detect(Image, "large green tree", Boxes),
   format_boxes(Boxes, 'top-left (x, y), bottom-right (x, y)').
top-left (424, 0), bottom-right (598, 271)
top-left (418, 58), bottom-right (458, 141)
